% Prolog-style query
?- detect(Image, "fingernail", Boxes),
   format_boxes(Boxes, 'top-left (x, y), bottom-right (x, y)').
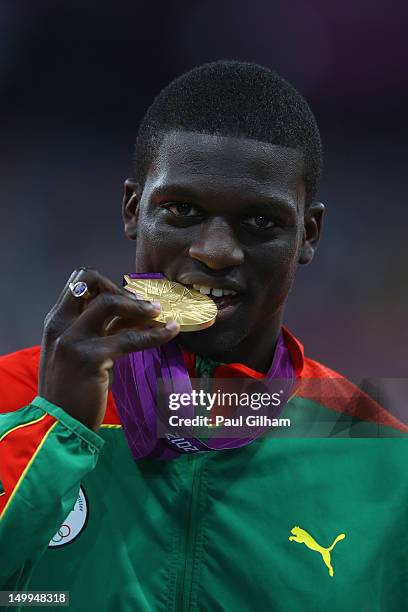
top-left (150, 301), bottom-right (161, 310)
top-left (165, 320), bottom-right (179, 331)
top-left (126, 289), bottom-right (141, 300)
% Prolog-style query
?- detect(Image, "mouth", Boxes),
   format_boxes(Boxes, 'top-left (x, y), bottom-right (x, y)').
top-left (179, 281), bottom-right (244, 318)
top-left (209, 293), bottom-right (241, 311)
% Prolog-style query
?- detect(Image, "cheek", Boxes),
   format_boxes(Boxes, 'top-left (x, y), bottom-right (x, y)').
top-left (135, 216), bottom-right (187, 268)
top-left (253, 237), bottom-right (300, 307)
top-left (134, 217), bottom-right (161, 268)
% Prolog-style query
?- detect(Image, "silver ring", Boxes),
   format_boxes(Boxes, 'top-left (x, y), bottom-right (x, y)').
top-left (69, 281), bottom-right (90, 299)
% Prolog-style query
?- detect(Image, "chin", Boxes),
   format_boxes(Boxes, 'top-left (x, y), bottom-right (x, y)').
top-left (176, 324), bottom-right (244, 359)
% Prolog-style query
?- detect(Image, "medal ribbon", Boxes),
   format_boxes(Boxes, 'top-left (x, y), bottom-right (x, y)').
top-left (112, 273), bottom-right (296, 460)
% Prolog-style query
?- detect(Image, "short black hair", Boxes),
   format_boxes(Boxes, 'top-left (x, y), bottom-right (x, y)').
top-left (135, 60), bottom-right (322, 207)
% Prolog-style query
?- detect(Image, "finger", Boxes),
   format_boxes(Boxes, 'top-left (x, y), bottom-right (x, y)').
top-left (68, 292), bottom-right (161, 337)
top-left (93, 320), bottom-right (180, 359)
top-left (56, 267), bottom-right (123, 317)
top-left (45, 268), bottom-right (151, 337)
top-left (105, 315), bottom-right (162, 336)
top-left (123, 286), bottom-right (144, 300)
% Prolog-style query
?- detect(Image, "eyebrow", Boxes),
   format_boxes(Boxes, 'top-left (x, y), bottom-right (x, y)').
top-left (150, 183), bottom-right (297, 215)
top-left (151, 183), bottom-right (203, 202)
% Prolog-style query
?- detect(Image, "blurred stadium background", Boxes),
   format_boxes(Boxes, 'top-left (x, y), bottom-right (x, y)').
top-left (0, 0), bottom-right (407, 378)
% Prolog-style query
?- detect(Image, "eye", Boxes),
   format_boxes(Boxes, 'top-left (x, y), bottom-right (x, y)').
top-left (165, 203), bottom-right (200, 217)
top-left (242, 215), bottom-right (276, 230)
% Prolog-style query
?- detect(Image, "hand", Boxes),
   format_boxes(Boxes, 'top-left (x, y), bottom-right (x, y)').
top-left (38, 267), bottom-right (180, 431)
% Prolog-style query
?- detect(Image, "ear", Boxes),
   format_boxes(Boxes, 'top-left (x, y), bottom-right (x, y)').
top-left (122, 178), bottom-right (141, 241)
top-left (298, 201), bottom-right (325, 265)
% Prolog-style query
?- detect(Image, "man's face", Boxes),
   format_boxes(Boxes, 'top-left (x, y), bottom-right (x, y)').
top-left (124, 130), bottom-right (317, 362)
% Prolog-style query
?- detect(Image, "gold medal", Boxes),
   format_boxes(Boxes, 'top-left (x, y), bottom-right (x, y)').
top-left (124, 276), bottom-right (218, 332)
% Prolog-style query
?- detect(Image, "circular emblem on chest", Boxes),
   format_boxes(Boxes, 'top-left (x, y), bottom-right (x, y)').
top-left (48, 486), bottom-right (88, 547)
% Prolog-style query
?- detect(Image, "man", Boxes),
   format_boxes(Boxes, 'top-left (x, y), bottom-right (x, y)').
top-left (1, 61), bottom-right (407, 611)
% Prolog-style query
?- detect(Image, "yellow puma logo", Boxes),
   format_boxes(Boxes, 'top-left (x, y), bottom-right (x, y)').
top-left (289, 526), bottom-right (345, 576)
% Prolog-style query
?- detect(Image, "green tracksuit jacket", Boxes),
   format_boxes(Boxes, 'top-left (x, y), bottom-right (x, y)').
top-left (0, 334), bottom-right (407, 612)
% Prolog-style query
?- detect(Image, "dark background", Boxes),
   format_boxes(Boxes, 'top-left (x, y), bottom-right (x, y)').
top-left (1, 0), bottom-right (407, 377)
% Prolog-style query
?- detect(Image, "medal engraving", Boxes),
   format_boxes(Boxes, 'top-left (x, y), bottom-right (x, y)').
top-left (124, 276), bottom-right (218, 332)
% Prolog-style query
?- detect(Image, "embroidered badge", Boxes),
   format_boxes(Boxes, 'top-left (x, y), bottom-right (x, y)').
top-left (289, 525), bottom-right (345, 576)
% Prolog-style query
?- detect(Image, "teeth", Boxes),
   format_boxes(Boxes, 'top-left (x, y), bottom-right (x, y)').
top-left (189, 284), bottom-right (237, 297)
top-left (211, 288), bottom-right (223, 297)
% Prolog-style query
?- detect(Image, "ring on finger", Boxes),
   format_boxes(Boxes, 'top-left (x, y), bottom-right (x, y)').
top-left (69, 280), bottom-right (91, 299)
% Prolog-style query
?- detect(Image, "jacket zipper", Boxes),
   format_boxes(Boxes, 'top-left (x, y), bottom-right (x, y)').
top-left (176, 369), bottom-right (211, 611)
top-left (176, 453), bottom-right (204, 612)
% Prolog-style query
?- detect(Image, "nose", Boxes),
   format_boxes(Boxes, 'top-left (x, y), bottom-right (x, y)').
top-left (188, 217), bottom-right (244, 270)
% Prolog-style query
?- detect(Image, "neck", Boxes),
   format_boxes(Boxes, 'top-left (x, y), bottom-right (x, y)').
top-left (178, 317), bottom-right (282, 374)
top-left (212, 324), bottom-right (281, 373)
